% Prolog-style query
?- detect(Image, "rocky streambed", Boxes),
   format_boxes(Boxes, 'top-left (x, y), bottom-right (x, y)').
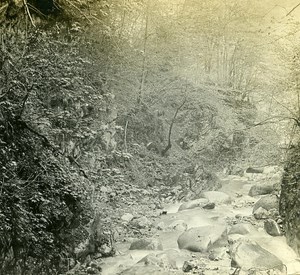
top-left (84, 169), bottom-right (300, 275)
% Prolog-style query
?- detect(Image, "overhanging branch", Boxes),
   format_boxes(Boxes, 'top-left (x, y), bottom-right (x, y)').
top-left (286, 2), bottom-right (300, 16)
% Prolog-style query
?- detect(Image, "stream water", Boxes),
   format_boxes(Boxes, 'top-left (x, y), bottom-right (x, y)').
top-left (100, 174), bottom-right (300, 275)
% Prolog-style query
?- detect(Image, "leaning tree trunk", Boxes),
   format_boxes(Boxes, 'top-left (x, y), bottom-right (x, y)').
top-left (161, 98), bottom-right (186, 156)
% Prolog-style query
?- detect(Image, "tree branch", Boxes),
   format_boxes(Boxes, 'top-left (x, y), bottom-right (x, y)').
top-left (286, 2), bottom-right (300, 16)
top-left (64, 0), bottom-right (92, 23)
top-left (23, 0), bottom-right (36, 27)
top-left (19, 119), bottom-right (89, 178)
top-left (244, 115), bottom-right (300, 130)
top-left (271, 96), bottom-right (297, 118)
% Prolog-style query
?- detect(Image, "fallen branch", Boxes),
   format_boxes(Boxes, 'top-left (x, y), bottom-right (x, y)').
top-left (23, 0), bottom-right (36, 27)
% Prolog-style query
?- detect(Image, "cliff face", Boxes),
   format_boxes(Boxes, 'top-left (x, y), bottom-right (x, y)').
top-left (280, 143), bottom-right (300, 255)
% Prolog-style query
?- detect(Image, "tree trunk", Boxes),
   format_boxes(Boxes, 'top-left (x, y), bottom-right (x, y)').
top-left (137, 0), bottom-right (149, 104)
top-left (161, 98), bottom-right (186, 156)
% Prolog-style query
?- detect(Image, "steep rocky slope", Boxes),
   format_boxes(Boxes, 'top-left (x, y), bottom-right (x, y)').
top-left (280, 143), bottom-right (300, 256)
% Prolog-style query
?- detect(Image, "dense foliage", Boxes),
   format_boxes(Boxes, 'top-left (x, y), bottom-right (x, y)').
top-left (0, 26), bottom-right (97, 274)
top-left (0, 130), bottom-right (85, 274)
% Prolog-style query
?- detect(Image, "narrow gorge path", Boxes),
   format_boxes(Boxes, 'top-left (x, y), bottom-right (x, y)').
top-left (99, 170), bottom-right (300, 275)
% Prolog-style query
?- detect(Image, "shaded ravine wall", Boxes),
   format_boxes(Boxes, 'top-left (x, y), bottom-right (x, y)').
top-left (280, 142), bottom-right (300, 255)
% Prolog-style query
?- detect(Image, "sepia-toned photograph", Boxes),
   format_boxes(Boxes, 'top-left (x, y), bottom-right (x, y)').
top-left (0, 0), bottom-right (300, 274)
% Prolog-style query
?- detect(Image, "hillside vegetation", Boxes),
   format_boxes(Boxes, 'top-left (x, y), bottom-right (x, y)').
top-left (1, 0), bottom-right (300, 274)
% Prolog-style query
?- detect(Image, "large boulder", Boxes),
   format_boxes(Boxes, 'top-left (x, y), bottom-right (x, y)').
top-left (202, 202), bottom-right (215, 210)
top-left (228, 223), bottom-right (251, 235)
top-left (129, 238), bottom-right (163, 250)
top-left (253, 195), bottom-right (279, 213)
top-left (136, 249), bottom-right (191, 272)
top-left (253, 207), bottom-right (269, 220)
top-left (231, 241), bottom-right (285, 273)
top-left (200, 191), bottom-right (231, 205)
top-left (246, 167), bottom-right (264, 173)
top-left (264, 219), bottom-right (282, 236)
top-left (248, 184), bottom-right (274, 197)
top-left (178, 198), bottom-right (209, 211)
top-left (177, 225), bottom-right (227, 252)
top-left (228, 234), bottom-right (246, 245)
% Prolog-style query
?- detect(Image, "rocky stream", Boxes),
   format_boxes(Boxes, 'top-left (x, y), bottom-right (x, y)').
top-left (80, 168), bottom-right (300, 275)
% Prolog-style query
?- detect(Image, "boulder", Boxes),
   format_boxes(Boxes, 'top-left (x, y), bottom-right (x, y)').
top-left (208, 247), bottom-right (228, 261)
top-left (200, 191), bottom-right (231, 205)
top-left (138, 252), bottom-right (177, 269)
top-left (182, 260), bottom-right (199, 272)
top-left (130, 216), bottom-right (152, 229)
top-left (228, 234), bottom-right (246, 245)
top-left (177, 225), bottom-right (227, 252)
top-left (253, 195), bottom-right (279, 213)
top-left (231, 241), bottom-right (285, 272)
top-left (75, 212), bottom-right (116, 261)
top-left (120, 249), bottom-right (190, 275)
top-left (253, 207), bottom-right (269, 220)
top-left (246, 167), bottom-right (264, 173)
top-left (202, 202), bottom-right (215, 210)
top-left (129, 238), bottom-right (163, 250)
top-left (86, 267), bottom-right (99, 274)
top-left (121, 213), bottom-right (134, 222)
top-left (248, 184), bottom-right (274, 197)
top-left (167, 220), bottom-right (188, 232)
top-left (264, 219), bottom-right (282, 236)
top-left (229, 224), bottom-right (251, 235)
top-left (178, 198), bottom-right (209, 211)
